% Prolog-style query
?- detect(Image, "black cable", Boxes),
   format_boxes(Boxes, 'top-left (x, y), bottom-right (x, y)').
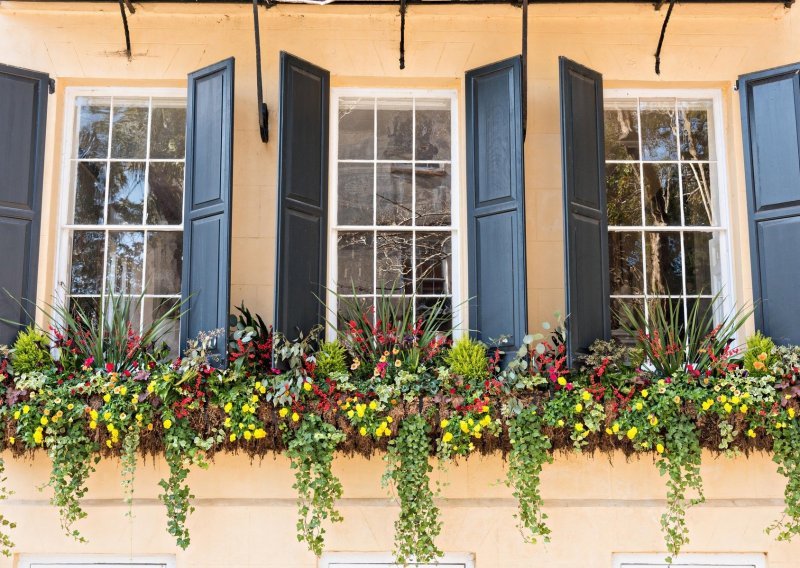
top-left (522, 0), bottom-right (528, 141)
top-left (399, 0), bottom-right (407, 70)
top-left (253, 0), bottom-right (269, 142)
top-left (118, 0), bottom-right (132, 59)
top-left (654, 0), bottom-right (676, 75)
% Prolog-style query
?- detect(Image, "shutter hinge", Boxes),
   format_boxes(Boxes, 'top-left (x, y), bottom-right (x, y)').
top-left (733, 81), bottom-right (739, 92)
top-left (48, 78), bottom-right (55, 95)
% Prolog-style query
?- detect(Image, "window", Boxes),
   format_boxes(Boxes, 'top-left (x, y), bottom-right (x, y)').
top-left (329, 90), bottom-right (460, 330)
top-left (604, 91), bottom-right (730, 339)
top-left (320, 552), bottom-right (473, 567)
top-left (19, 556), bottom-right (174, 568)
top-left (58, 89), bottom-right (186, 349)
top-left (613, 553), bottom-right (766, 568)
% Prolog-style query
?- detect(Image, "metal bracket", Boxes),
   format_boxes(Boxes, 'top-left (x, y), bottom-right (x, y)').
top-left (399, 0), bottom-right (407, 70)
top-left (117, 0), bottom-right (132, 59)
top-left (47, 78), bottom-right (55, 95)
top-left (253, 0), bottom-right (272, 143)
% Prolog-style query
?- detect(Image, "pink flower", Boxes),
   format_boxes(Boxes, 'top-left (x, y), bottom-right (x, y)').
top-left (565, 382), bottom-right (574, 391)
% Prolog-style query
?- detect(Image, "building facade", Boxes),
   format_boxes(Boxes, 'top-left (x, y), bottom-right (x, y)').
top-left (1, 1), bottom-right (800, 567)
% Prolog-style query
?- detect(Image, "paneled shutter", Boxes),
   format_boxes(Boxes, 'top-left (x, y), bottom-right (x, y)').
top-left (559, 56), bottom-right (610, 365)
top-left (739, 63), bottom-right (800, 345)
top-left (465, 56), bottom-right (527, 357)
top-left (0, 63), bottom-right (49, 345)
top-left (180, 58), bottom-right (235, 364)
top-left (274, 52), bottom-right (330, 338)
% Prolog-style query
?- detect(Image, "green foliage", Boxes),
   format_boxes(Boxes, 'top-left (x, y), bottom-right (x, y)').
top-left (743, 332), bottom-right (777, 377)
top-left (284, 414), bottom-right (346, 556)
top-left (314, 340), bottom-right (348, 379)
top-left (769, 412), bottom-right (800, 540)
top-left (384, 413), bottom-right (442, 564)
top-left (618, 294), bottom-right (750, 377)
top-left (10, 327), bottom-right (51, 374)
top-left (507, 407), bottom-right (552, 543)
top-left (228, 303), bottom-right (273, 374)
top-left (121, 424), bottom-right (141, 517)
top-left (0, 457), bottom-right (16, 556)
top-left (444, 337), bottom-right (489, 382)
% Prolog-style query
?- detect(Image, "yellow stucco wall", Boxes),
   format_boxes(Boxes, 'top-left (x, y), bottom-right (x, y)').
top-left (2, 2), bottom-right (800, 566)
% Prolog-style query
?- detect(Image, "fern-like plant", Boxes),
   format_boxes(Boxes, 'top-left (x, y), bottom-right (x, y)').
top-left (10, 327), bottom-right (51, 374)
top-left (743, 331), bottom-right (776, 377)
top-left (444, 337), bottom-right (489, 382)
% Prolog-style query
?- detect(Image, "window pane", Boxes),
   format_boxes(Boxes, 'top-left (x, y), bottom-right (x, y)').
top-left (679, 99), bottom-right (713, 160)
top-left (111, 99), bottom-right (148, 159)
top-left (415, 98), bottom-right (451, 160)
top-left (338, 163), bottom-right (373, 226)
top-left (640, 100), bottom-right (677, 161)
top-left (606, 163), bottom-right (641, 226)
top-left (611, 297), bottom-right (642, 344)
top-left (682, 163), bottom-right (714, 226)
top-left (337, 296), bottom-right (373, 331)
top-left (75, 97), bottom-right (110, 159)
top-left (338, 97), bottom-right (374, 160)
top-left (108, 162), bottom-right (145, 224)
top-left (377, 98), bottom-right (413, 160)
top-left (643, 163), bottom-right (681, 226)
top-left (146, 231), bottom-right (182, 295)
top-left (376, 232), bottom-right (413, 293)
top-left (376, 163), bottom-right (412, 225)
top-left (415, 164), bottom-right (450, 226)
top-left (604, 100), bottom-right (639, 160)
top-left (150, 100), bottom-right (186, 159)
top-left (69, 296), bottom-right (100, 325)
top-left (416, 232), bottom-right (451, 295)
top-left (416, 296), bottom-right (452, 331)
top-left (647, 297), bottom-right (685, 331)
top-left (107, 231), bottom-right (144, 295)
top-left (609, 231), bottom-right (644, 295)
top-left (645, 231), bottom-right (683, 295)
top-left (337, 231), bottom-right (373, 294)
top-left (70, 230), bottom-right (105, 294)
top-left (143, 296), bottom-right (181, 355)
top-left (147, 162), bottom-right (184, 225)
top-left (684, 231), bottom-right (714, 295)
top-left (72, 161), bottom-right (106, 225)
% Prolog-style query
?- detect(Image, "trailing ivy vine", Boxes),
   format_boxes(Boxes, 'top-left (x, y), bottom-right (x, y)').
top-left (0, 457), bottom-right (15, 556)
top-left (285, 413), bottom-right (346, 556)
top-left (383, 413), bottom-right (442, 564)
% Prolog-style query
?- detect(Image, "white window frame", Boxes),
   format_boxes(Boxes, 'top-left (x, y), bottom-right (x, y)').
top-left (55, 86), bottom-right (187, 327)
top-left (319, 552), bottom-right (474, 567)
top-left (326, 88), bottom-right (464, 339)
top-left (19, 555), bottom-right (175, 568)
top-left (613, 552), bottom-right (766, 568)
top-left (604, 88), bottom-right (736, 329)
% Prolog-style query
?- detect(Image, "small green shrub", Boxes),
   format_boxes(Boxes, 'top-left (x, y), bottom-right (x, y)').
top-left (10, 327), bottom-right (51, 374)
top-left (444, 337), bottom-right (489, 382)
top-left (743, 331), bottom-right (776, 376)
top-left (314, 340), bottom-right (348, 379)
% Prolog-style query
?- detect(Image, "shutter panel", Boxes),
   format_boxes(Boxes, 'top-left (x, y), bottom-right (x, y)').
top-left (739, 63), bottom-right (800, 345)
top-left (465, 56), bottom-right (527, 357)
top-left (0, 63), bottom-right (49, 345)
top-left (274, 52), bottom-right (330, 338)
top-left (559, 56), bottom-right (610, 365)
top-left (180, 58), bottom-right (235, 364)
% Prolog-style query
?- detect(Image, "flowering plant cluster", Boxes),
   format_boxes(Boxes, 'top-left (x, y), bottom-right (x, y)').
top-left (1, 296), bottom-right (800, 564)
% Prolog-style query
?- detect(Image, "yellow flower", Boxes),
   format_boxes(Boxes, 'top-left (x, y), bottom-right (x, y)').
top-left (394, 359), bottom-right (402, 368)
top-left (480, 415), bottom-right (492, 427)
top-left (627, 426), bottom-right (638, 440)
top-left (241, 404), bottom-right (251, 413)
top-left (605, 427), bottom-right (613, 435)
top-left (641, 389), bottom-right (649, 398)
top-left (39, 416), bottom-right (48, 426)
top-left (103, 394), bottom-right (111, 403)
top-left (291, 412), bottom-right (300, 422)
top-left (279, 407), bottom-right (289, 418)
top-left (254, 428), bottom-right (266, 439)
top-left (747, 428), bottom-right (756, 438)
top-left (347, 410), bottom-right (355, 419)
top-left (374, 426), bottom-right (383, 437)
top-left (790, 408), bottom-right (796, 419)
top-left (574, 423), bottom-right (584, 432)
top-left (557, 377), bottom-right (567, 386)
top-left (702, 399), bottom-right (714, 411)
top-left (758, 352), bottom-right (768, 362)
top-left (386, 416), bottom-right (393, 423)
top-left (303, 382), bottom-right (312, 392)
top-left (229, 433), bottom-right (237, 442)
top-left (248, 424), bottom-right (255, 431)
top-left (442, 432), bottom-right (454, 443)
top-left (723, 403), bottom-right (733, 413)
top-left (392, 347), bottom-right (400, 355)
top-left (581, 391), bottom-right (591, 401)
top-left (136, 413), bottom-right (143, 422)
top-left (574, 403), bottom-right (583, 413)
top-left (8, 437), bottom-right (14, 445)
top-left (359, 426), bottom-right (367, 436)
top-left (119, 386), bottom-right (127, 396)
top-left (12, 411), bottom-right (19, 420)
top-left (224, 402), bottom-right (233, 413)
top-left (731, 395), bottom-right (741, 405)
top-left (673, 395), bottom-right (681, 405)
top-left (635, 402), bottom-right (643, 411)
top-left (460, 421), bottom-right (470, 433)
top-left (369, 401), bottom-right (378, 411)
top-left (163, 419), bottom-right (172, 430)
top-left (740, 404), bottom-right (748, 414)
top-left (147, 382), bottom-right (155, 393)
top-left (259, 386), bottom-right (267, 394)
top-left (132, 395), bottom-right (138, 404)
top-left (89, 420), bottom-right (97, 429)
top-left (147, 423), bottom-right (153, 431)
top-left (719, 394), bottom-right (727, 403)
top-left (438, 418), bottom-right (450, 429)
top-left (656, 443), bottom-right (665, 454)
top-left (557, 419), bottom-right (565, 427)
top-left (350, 358), bottom-right (361, 370)
top-left (106, 439), bottom-right (113, 448)
top-left (103, 412), bottom-right (111, 421)
top-left (482, 405), bottom-right (490, 413)
top-left (612, 422), bottom-right (620, 433)
top-left (224, 417), bottom-right (232, 427)
top-left (90, 410), bottom-right (98, 420)
top-left (251, 394), bottom-right (260, 402)
top-left (33, 430), bottom-right (43, 445)
top-left (649, 415), bottom-right (658, 426)
top-left (22, 405), bottom-right (29, 414)
top-left (243, 431), bottom-right (253, 441)
top-left (67, 403), bottom-right (74, 411)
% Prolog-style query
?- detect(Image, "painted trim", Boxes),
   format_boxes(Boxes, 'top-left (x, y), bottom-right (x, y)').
top-left (19, 555), bottom-right (176, 568)
top-left (613, 552), bottom-right (766, 568)
top-left (319, 552), bottom-right (474, 567)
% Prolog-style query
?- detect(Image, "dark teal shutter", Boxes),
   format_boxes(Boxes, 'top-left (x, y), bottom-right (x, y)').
top-left (559, 57), bottom-right (609, 365)
top-left (739, 62), bottom-right (800, 345)
top-left (180, 58), bottom-right (235, 363)
top-left (465, 56), bottom-right (527, 357)
top-left (275, 52), bottom-right (329, 338)
top-left (0, 63), bottom-right (49, 345)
